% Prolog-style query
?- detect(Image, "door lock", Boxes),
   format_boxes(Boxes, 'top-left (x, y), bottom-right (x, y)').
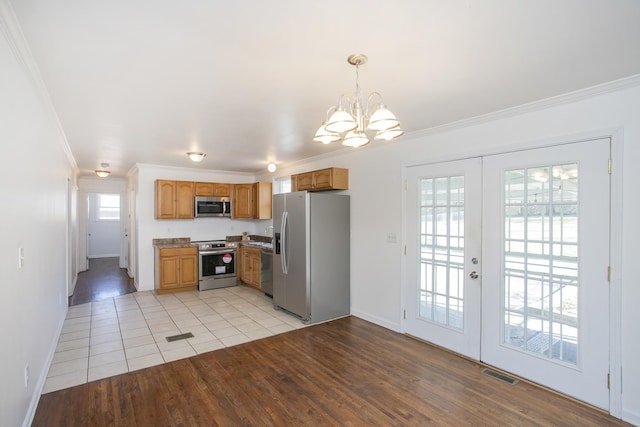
top-left (469, 271), bottom-right (479, 279)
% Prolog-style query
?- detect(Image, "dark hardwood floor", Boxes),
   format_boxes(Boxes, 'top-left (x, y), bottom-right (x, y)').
top-left (69, 257), bottom-right (136, 306)
top-left (33, 316), bottom-right (629, 426)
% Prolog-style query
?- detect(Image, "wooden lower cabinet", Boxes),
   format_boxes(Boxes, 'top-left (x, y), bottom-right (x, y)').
top-left (239, 245), bottom-right (261, 289)
top-left (155, 246), bottom-right (198, 294)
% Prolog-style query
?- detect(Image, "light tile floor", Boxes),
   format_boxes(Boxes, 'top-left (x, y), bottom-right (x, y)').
top-left (43, 285), bottom-right (306, 393)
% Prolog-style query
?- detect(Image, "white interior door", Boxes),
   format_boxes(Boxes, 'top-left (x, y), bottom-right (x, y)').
top-left (404, 138), bottom-right (611, 410)
top-left (482, 139), bottom-right (610, 410)
top-left (405, 158), bottom-right (482, 360)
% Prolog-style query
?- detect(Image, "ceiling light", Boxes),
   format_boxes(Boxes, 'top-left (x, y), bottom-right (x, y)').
top-left (95, 163), bottom-right (110, 178)
top-left (187, 152), bottom-right (206, 162)
top-left (267, 163), bottom-right (277, 173)
top-left (314, 54), bottom-right (404, 148)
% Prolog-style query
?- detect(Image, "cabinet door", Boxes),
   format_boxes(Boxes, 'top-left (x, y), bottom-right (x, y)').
top-left (233, 184), bottom-right (253, 218)
top-left (296, 172), bottom-right (314, 191)
top-left (241, 249), bottom-right (252, 283)
top-left (250, 250), bottom-right (261, 287)
top-left (213, 183), bottom-right (231, 197)
top-left (175, 181), bottom-right (195, 218)
top-left (195, 182), bottom-right (214, 197)
top-left (313, 168), bottom-right (333, 189)
top-left (159, 255), bottom-right (180, 289)
top-left (179, 254), bottom-right (198, 286)
top-left (156, 180), bottom-right (176, 219)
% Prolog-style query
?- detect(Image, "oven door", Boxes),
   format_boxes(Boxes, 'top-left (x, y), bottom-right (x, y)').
top-left (199, 249), bottom-right (236, 280)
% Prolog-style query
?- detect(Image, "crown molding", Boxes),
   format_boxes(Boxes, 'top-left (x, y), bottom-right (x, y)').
top-left (0, 0), bottom-right (78, 172)
top-left (406, 73), bottom-right (640, 140)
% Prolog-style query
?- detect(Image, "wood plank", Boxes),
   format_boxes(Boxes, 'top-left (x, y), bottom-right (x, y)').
top-left (33, 317), bottom-right (630, 426)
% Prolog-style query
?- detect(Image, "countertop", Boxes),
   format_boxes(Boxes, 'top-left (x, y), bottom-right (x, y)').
top-left (152, 237), bottom-right (195, 249)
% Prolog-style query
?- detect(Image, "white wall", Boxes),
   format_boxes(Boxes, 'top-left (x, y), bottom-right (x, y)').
top-left (0, 3), bottom-right (76, 425)
top-left (265, 80), bottom-right (640, 423)
top-left (87, 193), bottom-right (121, 257)
top-left (132, 164), bottom-right (269, 291)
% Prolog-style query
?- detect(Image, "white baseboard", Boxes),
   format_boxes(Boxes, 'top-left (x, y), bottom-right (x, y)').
top-left (22, 307), bottom-right (67, 427)
top-left (87, 254), bottom-right (119, 259)
top-left (622, 408), bottom-right (640, 426)
top-left (350, 309), bottom-right (401, 333)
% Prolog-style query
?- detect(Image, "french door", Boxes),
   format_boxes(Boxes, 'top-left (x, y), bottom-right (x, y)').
top-left (405, 158), bottom-right (482, 359)
top-left (404, 138), bottom-right (611, 410)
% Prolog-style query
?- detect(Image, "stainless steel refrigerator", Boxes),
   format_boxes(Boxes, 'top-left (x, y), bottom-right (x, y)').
top-left (273, 191), bottom-right (350, 324)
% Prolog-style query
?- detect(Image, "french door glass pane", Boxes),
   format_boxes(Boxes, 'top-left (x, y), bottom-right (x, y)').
top-left (503, 163), bottom-right (579, 365)
top-left (419, 176), bottom-right (465, 330)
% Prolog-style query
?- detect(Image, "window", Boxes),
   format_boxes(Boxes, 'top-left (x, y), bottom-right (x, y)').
top-left (274, 177), bottom-right (291, 194)
top-left (97, 193), bottom-right (120, 221)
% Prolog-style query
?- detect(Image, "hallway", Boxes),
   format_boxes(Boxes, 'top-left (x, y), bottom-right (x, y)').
top-left (69, 257), bottom-right (136, 306)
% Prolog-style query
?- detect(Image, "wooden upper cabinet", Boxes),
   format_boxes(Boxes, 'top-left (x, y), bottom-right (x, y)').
top-left (232, 182), bottom-right (272, 219)
top-left (295, 172), bottom-right (314, 191)
top-left (156, 180), bottom-right (177, 219)
top-left (292, 167), bottom-right (348, 192)
top-left (155, 180), bottom-right (195, 219)
top-left (213, 183), bottom-right (232, 197)
top-left (254, 182), bottom-right (272, 219)
top-left (176, 181), bottom-right (195, 218)
top-left (233, 184), bottom-right (254, 219)
top-left (195, 182), bottom-right (232, 197)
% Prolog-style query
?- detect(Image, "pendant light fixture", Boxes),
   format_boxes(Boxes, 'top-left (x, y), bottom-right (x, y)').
top-left (314, 54), bottom-right (404, 148)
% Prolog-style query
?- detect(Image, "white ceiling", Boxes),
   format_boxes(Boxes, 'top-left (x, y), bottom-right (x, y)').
top-left (10, 0), bottom-right (640, 176)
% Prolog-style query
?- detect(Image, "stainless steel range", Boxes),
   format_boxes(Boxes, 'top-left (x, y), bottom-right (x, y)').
top-left (194, 240), bottom-right (237, 291)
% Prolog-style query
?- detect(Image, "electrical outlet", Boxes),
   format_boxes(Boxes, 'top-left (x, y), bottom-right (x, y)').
top-left (386, 232), bottom-right (398, 244)
top-left (24, 363), bottom-right (29, 388)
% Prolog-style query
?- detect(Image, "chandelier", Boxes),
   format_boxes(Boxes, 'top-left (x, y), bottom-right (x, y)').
top-left (314, 54), bottom-right (404, 148)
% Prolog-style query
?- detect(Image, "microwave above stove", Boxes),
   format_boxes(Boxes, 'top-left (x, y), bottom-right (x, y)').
top-left (195, 196), bottom-right (231, 217)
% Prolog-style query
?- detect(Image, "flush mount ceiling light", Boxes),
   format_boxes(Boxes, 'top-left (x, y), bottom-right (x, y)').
top-left (186, 152), bottom-right (206, 162)
top-left (314, 54), bottom-right (404, 148)
top-left (267, 163), bottom-right (277, 173)
top-left (95, 163), bottom-right (110, 178)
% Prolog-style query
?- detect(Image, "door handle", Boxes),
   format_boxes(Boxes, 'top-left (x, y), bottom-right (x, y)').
top-left (281, 211), bottom-right (288, 275)
top-left (469, 271), bottom-right (479, 279)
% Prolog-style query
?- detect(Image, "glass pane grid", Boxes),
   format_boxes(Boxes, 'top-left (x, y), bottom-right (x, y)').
top-left (503, 164), bottom-right (578, 365)
top-left (419, 176), bottom-right (465, 330)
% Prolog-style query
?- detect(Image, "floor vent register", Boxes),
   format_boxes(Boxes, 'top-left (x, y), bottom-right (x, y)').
top-left (481, 367), bottom-right (519, 385)
top-left (165, 332), bottom-right (194, 342)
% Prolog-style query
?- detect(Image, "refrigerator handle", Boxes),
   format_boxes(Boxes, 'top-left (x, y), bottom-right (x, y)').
top-left (281, 211), bottom-right (288, 275)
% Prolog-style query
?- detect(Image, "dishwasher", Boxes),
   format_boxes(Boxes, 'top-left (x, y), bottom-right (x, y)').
top-left (260, 246), bottom-right (273, 297)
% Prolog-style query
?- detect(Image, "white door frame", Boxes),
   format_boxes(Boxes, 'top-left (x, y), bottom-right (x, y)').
top-left (400, 128), bottom-right (623, 417)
